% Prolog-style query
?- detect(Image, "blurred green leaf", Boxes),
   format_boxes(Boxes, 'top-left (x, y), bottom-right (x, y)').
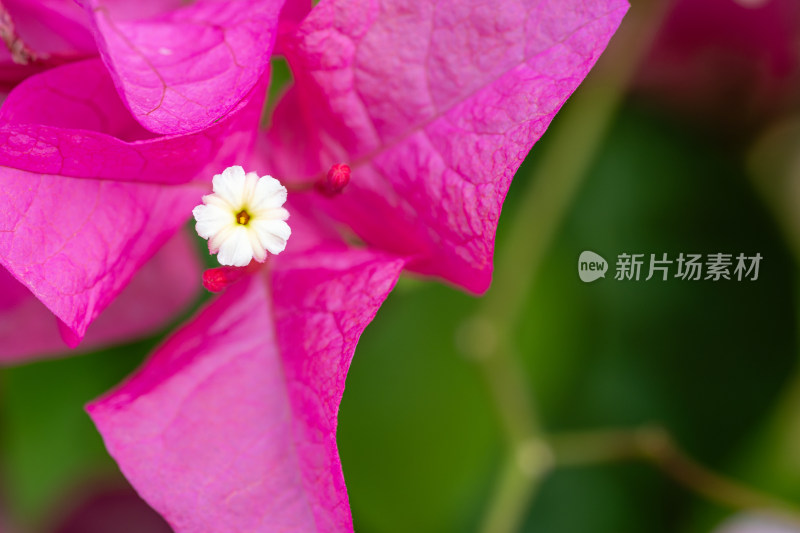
top-left (339, 282), bottom-right (501, 533)
top-left (517, 101), bottom-right (796, 532)
top-left (0, 340), bottom-right (156, 529)
top-left (340, 98), bottom-right (796, 533)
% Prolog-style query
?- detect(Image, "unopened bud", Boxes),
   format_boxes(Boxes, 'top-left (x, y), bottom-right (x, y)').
top-left (315, 163), bottom-right (351, 196)
top-left (202, 266), bottom-right (249, 293)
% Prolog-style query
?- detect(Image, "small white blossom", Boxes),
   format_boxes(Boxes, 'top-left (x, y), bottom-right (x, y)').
top-left (192, 166), bottom-right (291, 267)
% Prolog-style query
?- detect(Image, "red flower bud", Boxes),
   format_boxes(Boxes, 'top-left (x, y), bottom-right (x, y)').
top-left (315, 163), bottom-right (351, 197)
top-left (202, 266), bottom-right (249, 293)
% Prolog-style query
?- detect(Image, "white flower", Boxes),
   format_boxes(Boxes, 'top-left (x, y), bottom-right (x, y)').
top-left (192, 166), bottom-right (291, 267)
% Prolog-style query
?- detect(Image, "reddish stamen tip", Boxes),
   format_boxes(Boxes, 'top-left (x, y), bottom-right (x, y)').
top-left (202, 266), bottom-right (248, 293)
top-left (316, 163), bottom-right (351, 197)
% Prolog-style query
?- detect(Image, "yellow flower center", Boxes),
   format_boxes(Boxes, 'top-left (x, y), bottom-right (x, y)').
top-left (235, 209), bottom-right (251, 225)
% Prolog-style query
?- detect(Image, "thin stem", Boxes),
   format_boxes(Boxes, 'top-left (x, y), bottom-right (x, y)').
top-left (479, 438), bottom-right (553, 533)
top-left (550, 427), bottom-right (800, 526)
top-left (472, 341), bottom-right (549, 533)
top-left (284, 181), bottom-right (315, 193)
top-left (473, 2), bottom-right (669, 532)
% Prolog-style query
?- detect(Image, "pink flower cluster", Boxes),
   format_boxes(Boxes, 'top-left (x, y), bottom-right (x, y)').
top-left (0, 0), bottom-right (627, 530)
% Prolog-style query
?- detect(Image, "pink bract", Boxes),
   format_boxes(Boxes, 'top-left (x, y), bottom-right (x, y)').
top-left (0, 0), bottom-right (282, 347)
top-left (0, 0), bottom-right (95, 90)
top-left (80, 0), bottom-right (284, 134)
top-left (0, 59), bottom-right (264, 343)
top-left (87, 0), bottom-right (627, 531)
top-left (0, 230), bottom-right (201, 362)
top-left (90, 245), bottom-right (405, 532)
top-left (263, 0), bottom-right (629, 293)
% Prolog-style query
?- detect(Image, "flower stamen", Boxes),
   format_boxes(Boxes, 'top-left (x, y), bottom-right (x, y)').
top-left (236, 210), bottom-right (250, 226)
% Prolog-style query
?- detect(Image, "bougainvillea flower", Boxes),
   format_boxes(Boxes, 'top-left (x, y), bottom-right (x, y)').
top-left (637, 0), bottom-right (800, 130)
top-left (0, 0), bottom-right (286, 349)
top-left (80, 0), bottom-right (629, 530)
top-left (0, 59), bottom-right (258, 348)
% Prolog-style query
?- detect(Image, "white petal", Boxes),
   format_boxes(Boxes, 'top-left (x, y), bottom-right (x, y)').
top-left (212, 166), bottom-right (246, 207)
top-left (203, 193), bottom-right (234, 211)
top-left (252, 206), bottom-right (289, 222)
top-left (247, 229), bottom-right (267, 263)
top-left (193, 204), bottom-right (234, 239)
top-left (250, 175), bottom-right (288, 211)
top-left (252, 219), bottom-right (291, 255)
top-left (217, 226), bottom-right (254, 267)
top-left (208, 224), bottom-right (236, 254)
top-left (242, 172), bottom-right (260, 205)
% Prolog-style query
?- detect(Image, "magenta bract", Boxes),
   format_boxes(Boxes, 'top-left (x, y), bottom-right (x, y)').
top-left (90, 245), bottom-right (405, 532)
top-left (80, 0), bottom-right (284, 134)
top-left (1, 0), bottom-right (627, 530)
top-left (0, 230), bottom-right (201, 362)
top-left (0, 56), bottom-right (265, 342)
top-left (264, 0), bottom-right (629, 293)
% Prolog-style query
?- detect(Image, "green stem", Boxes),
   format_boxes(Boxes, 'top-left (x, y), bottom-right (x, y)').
top-left (550, 427), bottom-right (800, 527)
top-left (473, 2), bottom-right (668, 532)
